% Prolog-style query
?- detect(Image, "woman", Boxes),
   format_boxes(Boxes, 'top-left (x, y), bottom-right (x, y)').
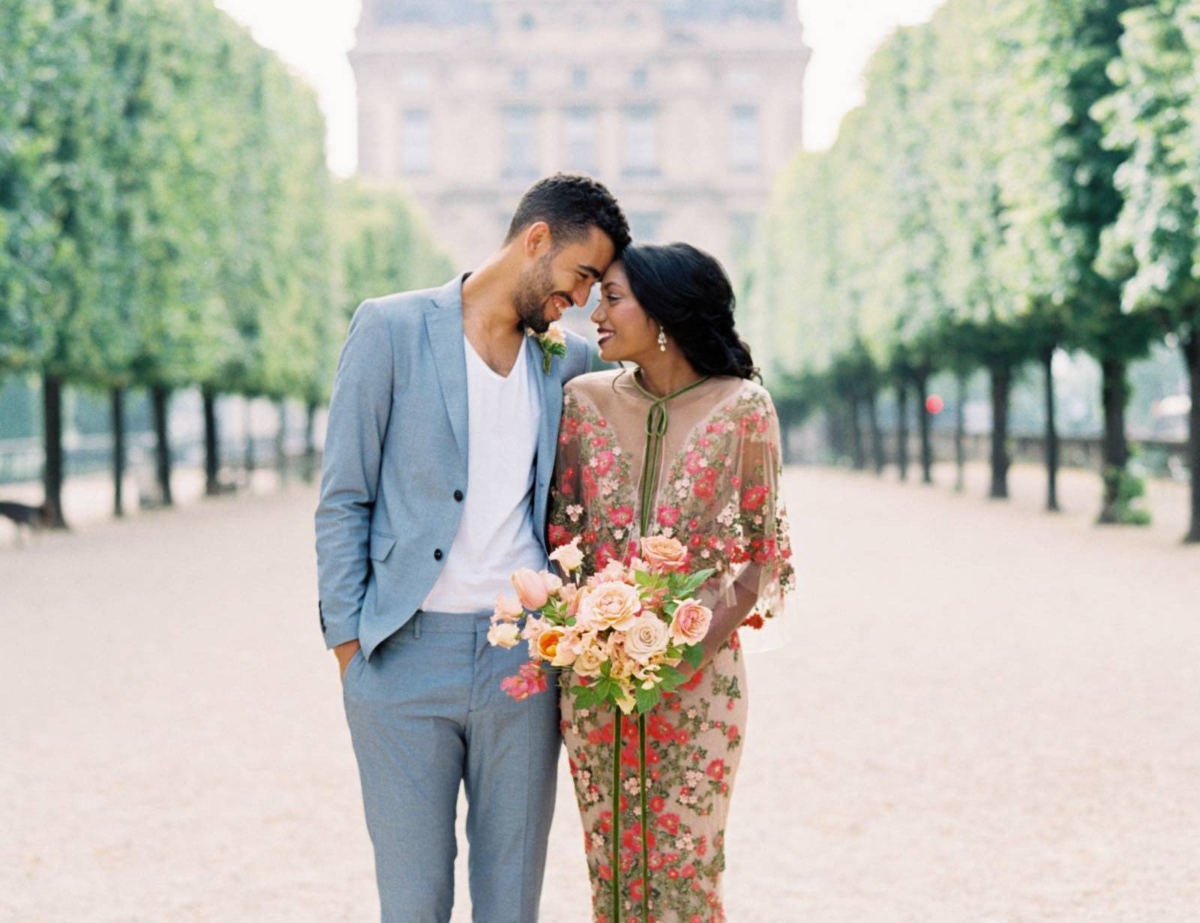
top-left (549, 243), bottom-right (795, 922)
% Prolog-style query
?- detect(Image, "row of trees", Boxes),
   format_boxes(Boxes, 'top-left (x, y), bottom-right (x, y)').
top-left (1, 1), bottom-right (453, 526)
top-left (745, 0), bottom-right (1200, 543)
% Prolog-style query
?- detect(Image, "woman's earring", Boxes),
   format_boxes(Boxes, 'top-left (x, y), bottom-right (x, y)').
top-left (657, 326), bottom-right (668, 352)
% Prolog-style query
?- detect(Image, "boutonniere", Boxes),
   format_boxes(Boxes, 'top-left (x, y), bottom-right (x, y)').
top-left (529, 323), bottom-right (567, 374)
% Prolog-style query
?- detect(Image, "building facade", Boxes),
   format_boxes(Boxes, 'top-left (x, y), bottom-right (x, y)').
top-left (351, 0), bottom-right (810, 269)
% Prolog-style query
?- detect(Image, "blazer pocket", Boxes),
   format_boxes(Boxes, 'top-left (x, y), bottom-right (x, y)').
top-left (368, 530), bottom-right (397, 563)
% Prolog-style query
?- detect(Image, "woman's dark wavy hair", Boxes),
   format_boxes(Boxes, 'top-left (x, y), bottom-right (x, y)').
top-left (620, 242), bottom-right (759, 381)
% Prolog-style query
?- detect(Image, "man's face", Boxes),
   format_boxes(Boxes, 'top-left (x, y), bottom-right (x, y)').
top-left (514, 225), bottom-right (617, 333)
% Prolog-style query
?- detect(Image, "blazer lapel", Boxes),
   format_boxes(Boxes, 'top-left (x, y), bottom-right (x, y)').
top-left (425, 276), bottom-right (469, 461)
top-left (532, 335), bottom-right (563, 541)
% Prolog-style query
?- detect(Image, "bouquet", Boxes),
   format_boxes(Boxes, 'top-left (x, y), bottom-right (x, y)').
top-left (488, 535), bottom-right (715, 714)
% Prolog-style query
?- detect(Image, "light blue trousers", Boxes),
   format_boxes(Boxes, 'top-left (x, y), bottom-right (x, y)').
top-left (342, 610), bottom-right (561, 923)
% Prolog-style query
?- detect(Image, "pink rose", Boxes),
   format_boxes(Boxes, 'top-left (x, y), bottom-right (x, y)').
top-left (512, 568), bottom-right (549, 609)
top-left (669, 599), bottom-right (712, 646)
top-left (640, 536), bottom-right (689, 573)
top-left (578, 581), bottom-right (642, 632)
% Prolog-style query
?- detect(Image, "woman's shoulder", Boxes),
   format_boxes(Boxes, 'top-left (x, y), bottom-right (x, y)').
top-left (564, 368), bottom-right (624, 399)
top-left (712, 376), bottom-right (777, 413)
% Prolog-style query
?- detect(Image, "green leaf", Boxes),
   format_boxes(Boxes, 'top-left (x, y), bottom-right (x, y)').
top-left (682, 644), bottom-right (704, 671)
top-left (634, 684), bottom-right (661, 714)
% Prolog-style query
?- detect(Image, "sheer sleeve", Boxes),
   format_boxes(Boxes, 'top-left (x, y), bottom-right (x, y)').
top-left (703, 388), bottom-right (796, 633)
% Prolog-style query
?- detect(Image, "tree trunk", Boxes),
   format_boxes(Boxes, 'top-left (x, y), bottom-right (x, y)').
top-left (867, 389), bottom-right (885, 476)
top-left (151, 385), bottom-right (173, 507)
top-left (304, 400), bottom-right (318, 484)
top-left (896, 380), bottom-right (910, 482)
top-left (41, 373), bottom-right (68, 529)
top-left (1042, 347), bottom-right (1060, 513)
top-left (111, 387), bottom-right (126, 518)
top-left (989, 365), bottom-right (1011, 500)
top-left (915, 370), bottom-right (933, 485)
top-left (849, 396), bottom-right (866, 471)
top-left (275, 399), bottom-right (288, 485)
top-left (954, 371), bottom-right (967, 493)
top-left (243, 397), bottom-right (256, 476)
top-left (1097, 356), bottom-right (1130, 524)
top-left (1183, 333), bottom-right (1200, 544)
top-left (203, 389), bottom-right (220, 496)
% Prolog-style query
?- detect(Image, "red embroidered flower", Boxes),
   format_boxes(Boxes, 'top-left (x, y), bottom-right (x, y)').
top-left (608, 505), bottom-right (634, 527)
top-left (741, 484), bottom-right (769, 511)
top-left (595, 543), bottom-right (617, 568)
top-left (548, 525), bottom-right (573, 548)
top-left (656, 505), bottom-right (681, 528)
top-left (657, 813), bottom-right (680, 834)
top-left (707, 759), bottom-right (725, 781)
top-left (741, 614), bottom-right (765, 630)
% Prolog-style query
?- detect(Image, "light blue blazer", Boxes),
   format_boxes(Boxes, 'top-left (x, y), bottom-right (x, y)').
top-left (314, 275), bottom-right (592, 660)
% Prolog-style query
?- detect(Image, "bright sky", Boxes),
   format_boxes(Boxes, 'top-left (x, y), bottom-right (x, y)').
top-left (214, 0), bottom-right (947, 176)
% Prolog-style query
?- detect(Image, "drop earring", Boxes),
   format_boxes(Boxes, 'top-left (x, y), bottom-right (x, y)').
top-left (657, 326), bottom-right (668, 352)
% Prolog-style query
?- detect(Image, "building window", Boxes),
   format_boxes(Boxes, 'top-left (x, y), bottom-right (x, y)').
top-left (400, 67), bottom-right (429, 91)
top-left (503, 107), bottom-right (539, 178)
top-left (629, 212), bottom-right (663, 243)
top-left (511, 68), bottom-right (529, 91)
top-left (564, 107), bottom-right (597, 174)
top-left (730, 105), bottom-right (759, 172)
top-left (571, 67), bottom-right (588, 90)
top-left (400, 109), bottom-right (431, 174)
top-left (622, 105), bottom-right (657, 175)
top-left (631, 67), bottom-right (648, 89)
top-left (728, 67), bottom-right (758, 90)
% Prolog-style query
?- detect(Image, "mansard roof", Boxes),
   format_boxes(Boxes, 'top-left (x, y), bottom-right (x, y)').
top-left (365, 0), bottom-right (789, 28)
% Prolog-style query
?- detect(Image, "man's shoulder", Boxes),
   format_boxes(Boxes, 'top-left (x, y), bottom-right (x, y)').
top-left (357, 281), bottom-right (454, 329)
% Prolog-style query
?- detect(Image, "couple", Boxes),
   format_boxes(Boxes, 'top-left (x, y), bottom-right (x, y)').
top-left (315, 173), bottom-right (794, 923)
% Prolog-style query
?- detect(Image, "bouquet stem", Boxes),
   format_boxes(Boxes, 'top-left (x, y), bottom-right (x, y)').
top-left (612, 711), bottom-right (622, 922)
top-left (638, 713), bottom-right (650, 923)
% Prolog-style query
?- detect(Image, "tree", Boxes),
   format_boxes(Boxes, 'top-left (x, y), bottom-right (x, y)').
top-left (1100, 0), bottom-right (1200, 540)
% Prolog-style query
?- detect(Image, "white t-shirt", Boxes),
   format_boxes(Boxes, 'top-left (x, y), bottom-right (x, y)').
top-left (421, 336), bottom-right (546, 613)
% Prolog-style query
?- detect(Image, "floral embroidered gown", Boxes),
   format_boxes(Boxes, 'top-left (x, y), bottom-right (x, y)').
top-left (549, 370), bottom-right (795, 923)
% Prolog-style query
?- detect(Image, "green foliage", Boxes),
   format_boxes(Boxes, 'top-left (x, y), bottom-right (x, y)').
top-left (1101, 464), bottom-right (1153, 523)
top-left (0, 0), bottom-right (452, 415)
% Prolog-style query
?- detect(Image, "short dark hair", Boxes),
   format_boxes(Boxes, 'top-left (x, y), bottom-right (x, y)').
top-left (621, 242), bottom-right (759, 380)
top-left (505, 173), bottom-right (631, 254)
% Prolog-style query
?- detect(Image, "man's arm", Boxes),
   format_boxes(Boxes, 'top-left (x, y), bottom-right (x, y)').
top-left (314, 299), bottom-right (395, 664)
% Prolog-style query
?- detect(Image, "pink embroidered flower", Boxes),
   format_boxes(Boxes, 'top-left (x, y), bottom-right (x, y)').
top-left (593, 450), bottom-right (615, 476)
top-left (656, 505), bottom-right (681, 528)
top-left (684, 451), bottom-right (704, 475)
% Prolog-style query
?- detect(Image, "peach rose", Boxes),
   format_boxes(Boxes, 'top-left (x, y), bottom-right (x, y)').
top-left (640, 536), bottom-right (689, 573)
top-left (572, 641), bottom-right (606, 678)
top-left (549, 537), bottom-right (584, 573)
top-left (669, 599), bottom-right (712, 646)
top-left (492, 593), bottom-right (524, 623)
top-left (512, 568), bottom-right (550, 609)
top-left (624, 616), bottom-right (671, 664)
top-left (578, 581), bottom-right (641, 632)
top-left (543, 323), bottom-right (566, 346)
top-left (487, 621), bottom-right (521, 649)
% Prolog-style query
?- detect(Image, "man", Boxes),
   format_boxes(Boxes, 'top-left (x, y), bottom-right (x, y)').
top-left (315, 173), bottom-right (630, 922)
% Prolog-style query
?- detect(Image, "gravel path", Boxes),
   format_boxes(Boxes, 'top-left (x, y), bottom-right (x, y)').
top-left (3, 465), bottom-right (1198, 922)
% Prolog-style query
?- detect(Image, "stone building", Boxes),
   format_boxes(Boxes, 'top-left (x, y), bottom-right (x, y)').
top-left (351, 0), bottom-right (810, 269)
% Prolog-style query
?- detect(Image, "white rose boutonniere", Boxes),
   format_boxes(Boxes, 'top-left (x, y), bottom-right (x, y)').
top-left (529, 323), bottom-right (567, 374)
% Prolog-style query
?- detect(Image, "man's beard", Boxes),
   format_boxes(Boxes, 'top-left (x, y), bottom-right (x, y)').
top-left (514, 253), bottom-right (559, 334)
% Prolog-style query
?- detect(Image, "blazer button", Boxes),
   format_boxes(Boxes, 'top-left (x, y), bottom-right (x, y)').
top-left (453, 490), bottom-right (463, 502)
top-left (434, 549), bottom-right (444, 561)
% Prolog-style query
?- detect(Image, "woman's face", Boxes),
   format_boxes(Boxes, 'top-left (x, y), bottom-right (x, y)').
top-left (591, 262), bottom-right (660, 364)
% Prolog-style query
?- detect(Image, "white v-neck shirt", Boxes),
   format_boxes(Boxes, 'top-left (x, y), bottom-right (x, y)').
top-left (421, 335), bottom-right (546, 613)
